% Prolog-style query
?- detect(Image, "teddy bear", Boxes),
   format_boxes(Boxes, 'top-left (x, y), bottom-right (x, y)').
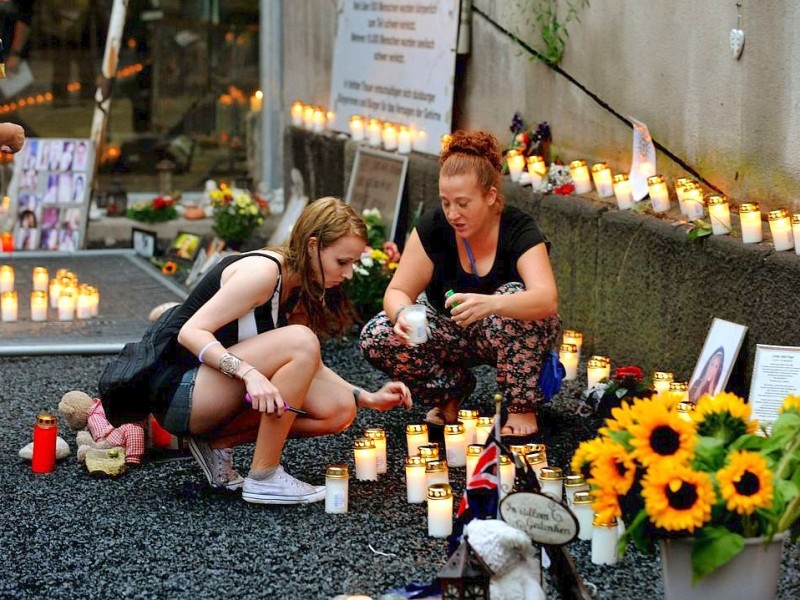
top-left (462, 518), bottom-right (546, 600)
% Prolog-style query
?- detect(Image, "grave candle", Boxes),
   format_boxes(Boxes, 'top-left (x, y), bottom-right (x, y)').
top-left (58, 289), bottom-right (76, 321)
top-left (647, 175), bottom-right (670, 213)
top-left (88, 286), bottom-right (100, 316)
top-left (425, 459), bottom-right (449, 487)
top-left (349, 115), bottom-right (365, 141)
top-left (526, 155), bottom-right (547, 187)
top-left (405, 423), bottom-right (428, 457)
top-left (793, 215), bottom-right (800, 256)
top-left (290, 101), bottom-right (304, 126)
top-left (397, 126), bottom-right (412, 154)
top-left (739, 203), bottom-right (763, 244)
top-left (30, 291), bottom-right (47, 322)
top-left (591, 515), bottom-right (619, 565)
top-left (1, 231), bottom-right (12, 252)
top-left (367, 119), bottom-right (382, 147)
top-left (526, 443), bottom-right (547, 461)
top-left (427, 483), bottom-right (453, 538)
top-left (569, 160), bottom-right (593, 194)
top-left (587, 355), bottom-right (611, 388)
top-left (417, 443), bottom-right (440, 464)
top-left (559, 343), bottom-right (579, 381)
top-left (443, 423), bottom-right (466, 467)
top-left (682, 182), bottom-right (705, 219)
top-left (325, 464), bottom-right (349, 514)
top-left (562, 329), bottom-right (583, 359)
top-left (302, 105), bottom-right (315, 130)
top-left (364, 427), bottom-right (387, 475)
top-left (412, 129), bottom-right (427, 152)
top-left (457, 409), bottom-right (478, 444)
top-left (499, 454), bottom-right (515, 500)
top-left (0, 265), bottom-right (13, 292)
top-left (312, 108), bottom-right (326, 133)
top-left (405, 456), bottom-right (427, 503)
top-left (706, 194), bottom-right (731, 235)
top-left (669, 381), bottom-right (689, 403)
top-left (564, 474), bottom-right (590, 507)
top-left (525, 451), bottom-right (547, 480)
top-left (506, 151), bottom-right (525, 183)
top-left (674, 177), bottom-right (694, 215)
top-left (32, 267), bottom-right (49, 292)
top-left (768, 209), bottom-right (794, 251)
top-left (382, 123), bottom-right (398, 151)
top-left (652, 371), bottom-right (674, 394)
top-left (539, 467), bottom-right (565, 502)
top-left (353, 437), bottom-right (377, 481)
top-left (573, 491), bottom-right (594, 540)
top-left (591, 162), bottom-right (614, 198)
top-left (474, 416), bottom-right (494, 445)
top-left (49, 278), bottom-right (62, 307)
top-left (677, 401), bottom-right (696, 423)
top-left (1, 290), bottom-right (18, 321)
top-left (77, 287), bottom-right (93, 320)
top-left (612, 173), bottom-right (633, 210)
top-left (465, 444), bottom-right (483, 479)
top-left (249, 90), bottom-right (263, 113)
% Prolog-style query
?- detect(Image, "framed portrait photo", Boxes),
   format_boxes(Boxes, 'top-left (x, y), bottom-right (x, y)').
top-left (132, 227), bottom-right (157, 259)
top-left (167, 231), bottom-right (202, 263)
top-left (687, 318), bottom-right (748, 404)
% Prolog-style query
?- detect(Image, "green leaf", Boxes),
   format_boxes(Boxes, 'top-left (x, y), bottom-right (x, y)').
top-left (607, 428), bottom-right (633, 450)
top-left (693, 436), bottom-right (726, 471)
top-left (692, 527), bottom-right (745, 583)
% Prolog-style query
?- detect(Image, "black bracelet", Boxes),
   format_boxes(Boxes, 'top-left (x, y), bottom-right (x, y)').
top-left (353, 387), bottom-right (362, 408)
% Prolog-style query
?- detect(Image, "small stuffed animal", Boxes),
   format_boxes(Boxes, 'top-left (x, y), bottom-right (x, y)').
top-left (58, 390), bottom-right (95, 431)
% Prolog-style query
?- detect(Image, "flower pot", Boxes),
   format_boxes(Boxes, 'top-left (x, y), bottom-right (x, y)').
top-left (660, 532), bottom-right (787, 600)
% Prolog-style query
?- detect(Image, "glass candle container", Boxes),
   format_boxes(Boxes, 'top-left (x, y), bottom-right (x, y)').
top-left (768, 209), bottom-right (794, 251)
top-left (425, 459), bottom-right (449, 487)
top-left (674, 176), bottom-right (694, 215)
top-left (499, 454), bottom-right (515, 500)
top-left (0, 265), bottom-right (13, 293)
top-left (475, 416), bottom-right (494, 445)
top-left (367, 119), bottom-right (382, 147)
top-left (647, 174), bottom-right (670, 213)
top-left (564, 474), bottom-right (590, 507)
top-left (48, 278), bottom-right (62, 307)
top-left (1, 289), bottom-right (18, 322)
top-left (458, 409), bottom-right (478, 444)
top-left (417, 443), bottom-right (440, 463)
top-left (526, 155), bottom-right (547, 187)
top-left (412, 129), bottom-right (427, 152)
top-left (302, 105), bottom-right (315, 131)
top-left (526, 442), bottom-right (547, 457)
top-left (612, 173), bottom-right (633, 210)
top-left (32, 412), bottom-right (58, 474)
top-left (444, 423), bottom-right (466, 467)
top-left (465, 444), bottom-right (483, 479)
top-left (88, 286), bottom-right (100, 317)
top-left (397, 126), bottom-right (412, 154)
top-left (676, 401), bottom-right (696, 423)
top-left (705, 194), bottom-right (731, 235)
top-left (0, 231), bottom-right (12, 252)
top-left (509, 444), bottom-right (528, 459)
top-left (525, 451), bottom-right (547, 483)
top-left (591, 162), bottom-right (614, 198)
top-left (587, 355), bottom-right (611, 389)
top-left (312, 108), bottom-right (326, 133)
top-left (32, 267), bottom-right (49, 292)
top-left (669, 381), bottom-right (690, 403)
top-left (569, 160), bottom-right (593, 194)
top-left (325, 464), bottom-right (349, 514)
top-left (30, 291), bottom-right (47, 322)
top-left (349, 115), bottom-right (365, 141)
top-left (405, 423), bottom-right (428, 457)
top-left (559, 343), bottom-right (579, 381)
top-left (427, 483), bottom-right (453, 538)
top-left (737, 203), bottom-right (763, 244)
top-left (382, 122), bottom-right (398, 151)
top-left (364, 427), bottom-right (387, 475)
top-left (290, 101), bottom-right (304, 126)
top-left (539, 466), bottom-right (565, 502)
top-left (681, 181), bottom-right (704, 219)
top-left (353, 437), bottom-right (378, 481)
top-left (405, 456), bottom-right (427, 503)
top-left (573, 491), bottom-right (594, 540)
top-left (591, 515), bottom-right (619, 565)
top-left (652, 371), bottom-right (674, 394)
top-left (793, 214), bottom-right (800, 256)
top-left (58, 288), bottom-right (77, 322)
top-left (77, 286), bottom-right (93, 320)
top-left (563, 329), bottom-right (583, 359)
top-left (507, 151), bottom-right (525, 183)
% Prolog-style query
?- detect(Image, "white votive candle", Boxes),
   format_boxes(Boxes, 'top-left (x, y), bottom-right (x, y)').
top-left (539, 467), bottom-right (565, 502)
top-left (325, 464), bottom-right (349, 514)
top-left (559, 343), bottom-right (579, 381)
top-left (587, 355), bottom-right (610, 388)
top-left (793, 215), bottom-right (800, 256)
top-left (427, 483), bottom-right (453, 538)
top-left (0, 265), bottom-right (13, 293)
top-left (397, 127), bottom-right (412, 154)
top-left (739, 203), bottom-right (763, 244)
top-left (382, 123), bottom-right (398, 151)
top-left (412, 129), bottom-right (427, 152)
top-left (669, 381), bottom-right (689, 403)
top-left (405, 456), bottom-right (427, 503)
top-left (458, 409), bottom-right (478, 445)
top-left (349, 115), bottom-right (365, 142)
top-left (612, 173), bottom-right (633, 210)
top-left (404, 304), bottom-right (428, 344)
top-left (525, 451), bottom-right (547, 481)
top-left (591, 163), bottom-right (614, 198)
top-left (564, 474), bottom-right (590, 507)
top-left (76, 289), bottom-right (93, 320)
top-left (499, 454), bottom-right (515, 500)
top-left (30, 291), bottom-right (47, 322)
top-left (474, 417), bottom-right (494, 445)
top-left (417, 443), bottom-right (440, 464)
top-left (89, 286), bottom-right (100, 317)
top-left (706, 194), bottom-right (731, 235)
top-left (1, 290), bottom-right (18, 322)
top-left (465, 444), bottom-right (483, 479)
top-left (367, 119), bottom-right (382, 147)
top-left (674, 177), bottom-right (692, 215)
top-left (353, 437), bottom-right (378, 481)
top-left (425, 459), bottom-right (449, 487)
top-left (364, 427), bottom-right (387, 475)
top-left (290, 101), bottom-right (304, 126)
top-left (647, 175), bottom-right (670, 213)
top-left (562, 329), bottom-right (583, 360)
top-left (302, 105), bottom-right (315, 131)
top-left (768, 209), bottom-right (794, 251)
top-left (591, 515), bottom-right (619, 565)
top-left (312, 109), bottom-right (326, 133)
top-left (526, 155), bottom-right (547, 182)
top-left (682, 182), bottom-right (704, 220)
top-left (58, 290), bottom-right (76, 321)
top-left (507, 152), bottom-right (525, 183)
top-left (406, 424), bottom-right (428, 457)
top-left (32, 267), bottom-right (49, 292)
top-left (443, 423), bottom-right (466, 467)
top-left (652, 371), bottom-right (674, 394)
top-left (573, 491), bottom-right (594, 540)
top-left (569, 160), bottom-right (593, 194)
top-left (48, 278), bottom-right (62, 307)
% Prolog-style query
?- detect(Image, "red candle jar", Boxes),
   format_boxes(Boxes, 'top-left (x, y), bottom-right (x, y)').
top-left (1, 231), bottom-right (13, 252)
top-left (32, 412), bottom-right (58, 473)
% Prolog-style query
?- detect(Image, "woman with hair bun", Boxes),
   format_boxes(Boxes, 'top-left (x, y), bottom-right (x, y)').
top-left (359, 130), bottom-right (561, 437)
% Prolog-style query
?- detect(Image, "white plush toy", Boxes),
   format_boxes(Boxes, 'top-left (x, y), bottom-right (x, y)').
top-left (463, 519), bottom-right (546, 600)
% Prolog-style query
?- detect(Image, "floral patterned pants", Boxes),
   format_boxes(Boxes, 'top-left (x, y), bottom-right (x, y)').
top-left (358, 283), bottom-right (562, 413)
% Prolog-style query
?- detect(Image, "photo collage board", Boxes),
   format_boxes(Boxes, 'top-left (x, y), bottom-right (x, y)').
top-left (10, 138), bottom-right (95, 251)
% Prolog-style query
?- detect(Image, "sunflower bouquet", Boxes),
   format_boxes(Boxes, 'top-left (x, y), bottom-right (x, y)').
top-left (572, 391), bottom-right (800, 582)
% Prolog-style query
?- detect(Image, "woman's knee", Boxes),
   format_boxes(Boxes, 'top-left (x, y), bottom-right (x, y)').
top-left (282, 324), bottom-right (321, 363)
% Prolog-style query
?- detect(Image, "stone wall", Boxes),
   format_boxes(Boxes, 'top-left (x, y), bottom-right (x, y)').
top-left (285, 127), bottom-right (800, 389)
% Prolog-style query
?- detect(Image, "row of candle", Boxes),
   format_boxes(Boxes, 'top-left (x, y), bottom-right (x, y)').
top-left (289, 101), bottom-right (335, 134)
top-left (0, 266), bottom-right (99, 322)
top-left (348, 116), bottom-right (428, 155)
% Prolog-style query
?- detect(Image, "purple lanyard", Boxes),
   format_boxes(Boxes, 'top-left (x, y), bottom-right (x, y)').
top-left (463, 240), bottom-right (480, 281)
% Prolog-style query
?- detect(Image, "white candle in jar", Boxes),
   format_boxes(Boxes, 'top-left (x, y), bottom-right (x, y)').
top-left (564, 474), bottom-right (590, 507)
top-left (682, 182), bottom-right (704, 219)
top-left (417, 443), bottom-right (440, 464)
top-left (425, 460), bottom-right (449, 487)
top-left (587, 356), bottom-right (610, 388)
top-left (573, 491), bottom-right (594, 540)
top-left (32, 267), bottom-right (49, 292)
top-left (443, 423), bottom-right (466, 467)
top-left (427, 483), bottom-right (453, 538)
top-left (793, 215), bottom-right (800, 256)
top-left (458, 409), bottom-right (478, 445)
top-left (507, 152), bottom-right (525, 183)
top-left (563, 329), bottom-right (583, 360)
top-left (739, 203), bottom-right (763, 244)
top-left (249, 90), bottom-right (263, 113)
top-left (367, 119), bottom-right (382, 147)
top-left (364, 427), bottom-right (387, 475)
top-left (0, 265), bottom-right (13, 293)
top-left (652, 371), bottom-right (674, 394)
top-left (526, 155), bottom-right (547, 188)
top-left (674, 177), bottom-right (695, 215)
top-left (559, 343), bottom-right (579, 381)
top-left (30, 291), bottom-right (47, 322)
top-left (591, 515), bottom-right (619, 565)
top-left (474, 416), bottom-right (494, 445)
top-left (353, 437), bottom-right (378, 481)
top-left (397, 127), bottom-right (412, 154)
top-left (669, 381), bottom-right (689, 403)
top-left (76, 289), bottom-right (93, 320)
top-left (302, 105), bottom-right (315, 131)
top-left (591, 163), bottom-right (614, 198)
top-left (48, 278), bottom-right (62, 307)
top-left (406, 424), bottom-right (428, 457)
top-left (325, 464), bottom-right (349, 514)
top-left (405, 456), bottom-right (427, 503)
top-left (412, 129), bottom-right (427, 152)
top-left (539, 467), bottom-right (564, 502)
top-left (349, 115), bottom-right (365, 141)
top-left (404, 304), bottom-right (428, 344)
top-left (89, 286), bottom-right (100, 317)
top-left (768, 209), bottom-right (794, 251)
top-left (290, 101), bottom-right (304, 126)
top-left (612, 173), bottom-right (633, 210)
top-left (1, 290), bottom-right (18, 322)
top-left (647, 175), bottom-right (670, 213)
top-left (525, 451), bottom-right (547, 481)
top-left (705, 194), bottom-right (731, 235)
top-left (569, 160), bottom-right (593, 194)
top-left (58, 289), bottom-right (76, 321)
top-left (465, 444), bottom-right (483, 479)
top-left (382, 123), bottom-right (398, 151)
top-left (312, 108), bottom-right (326, 133)
top-left (499, 454), bottom-right (515, 500)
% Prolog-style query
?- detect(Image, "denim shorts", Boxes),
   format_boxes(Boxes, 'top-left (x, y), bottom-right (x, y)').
top-left (155, 367), bottom-right (197, 436)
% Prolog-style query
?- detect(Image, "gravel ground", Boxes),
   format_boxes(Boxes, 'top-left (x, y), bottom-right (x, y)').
top-left (2, 339), bottom-right (798, 599)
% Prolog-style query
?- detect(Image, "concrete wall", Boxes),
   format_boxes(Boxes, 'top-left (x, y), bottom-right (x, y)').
top-left (282, 0), bottom-right (800, 213)
top-left (283, 127), bottom-right (800, 391)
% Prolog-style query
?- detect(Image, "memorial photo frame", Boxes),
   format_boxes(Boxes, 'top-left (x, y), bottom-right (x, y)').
top-left (131, 227), bottom-right (157, 259)
top-left (687, 318), bottom-right (748, 404)
top-left (166, 231), bottom-right (202, 263)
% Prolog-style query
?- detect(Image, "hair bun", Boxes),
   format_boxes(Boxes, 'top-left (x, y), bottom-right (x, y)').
top-left (440, 130), bottom-right (502, 173)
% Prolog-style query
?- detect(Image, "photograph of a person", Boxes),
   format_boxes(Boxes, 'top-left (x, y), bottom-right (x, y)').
top-left (73, 140), bottom-right (89, 171)
top-left (59, 140), bottom-right (75, 172)
top-left (35, 140), bottom-right (50, 171)
top-left (687, 318), bottom-right (748, 404)
top-left (71, 173), bottom-right (86, 203)
top-left (168, 231), bottom-right (201, 261)
top-left (132, 227), bottom-right (157, 258)
top-left (22, 138), bottom-right (38, 171)
top-left (15, 204), bottom-right (39, 250)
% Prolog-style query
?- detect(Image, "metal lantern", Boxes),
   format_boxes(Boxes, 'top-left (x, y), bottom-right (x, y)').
top-left (437, 535), bottom-right (493, 600)
top-left (105, 180), bottom-right (128, 217)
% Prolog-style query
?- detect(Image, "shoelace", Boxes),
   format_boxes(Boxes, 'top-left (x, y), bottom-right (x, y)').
top-left (274, 468), bottom-right (314, 492)
top-left (211, 448), bottom-right (240, 483)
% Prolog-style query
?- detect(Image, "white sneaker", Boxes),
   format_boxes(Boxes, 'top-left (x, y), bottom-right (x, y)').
top-left (187, 438), bottom-right (245, 491)
top-left (242, 466), bottom-right (326, 505)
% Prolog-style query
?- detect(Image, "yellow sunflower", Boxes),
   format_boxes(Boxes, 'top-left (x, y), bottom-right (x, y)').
top-left (716, 450), bottom-right (774, 515)
top-left (779, 394), bottom-right (800, 414)
top-left (641, 464), bottom-right (715, 532)
top-left (591, 483), bottom-right (622, 525)
top-left (161, 261), bottom-right (178, 275)
top-left (588, 438), bottom-right (637, 494)
top-left (629, 402), bottom-right (696, 467)
top-left (600, 398), bottom-right (639, 435)
top-left (571, 437), bottom-right (605, 481)
top-left (693, 392), bottom-right (758, 440)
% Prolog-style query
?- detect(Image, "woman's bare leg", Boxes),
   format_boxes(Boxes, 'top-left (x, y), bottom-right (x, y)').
top-left (288, 372), bottom-right (357, 438)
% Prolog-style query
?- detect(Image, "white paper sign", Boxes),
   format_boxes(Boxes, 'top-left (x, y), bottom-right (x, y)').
top-left (628, 117), bottom-right (657, 201)
top-left (749, 344), bottom-right (800, 424)
top-left (329, 0), bottom-right (460, 154)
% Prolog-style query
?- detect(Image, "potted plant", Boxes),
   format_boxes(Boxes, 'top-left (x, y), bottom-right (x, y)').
top-left (209, 183), bottom-right (269, 248)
